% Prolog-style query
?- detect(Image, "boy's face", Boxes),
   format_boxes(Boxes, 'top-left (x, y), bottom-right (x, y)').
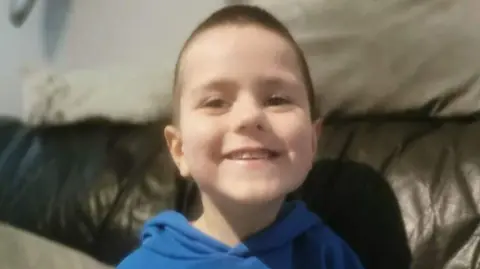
top-left (165, 25), bottom-right (320, 205)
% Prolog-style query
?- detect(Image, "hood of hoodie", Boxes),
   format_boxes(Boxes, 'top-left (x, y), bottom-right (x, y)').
top-left (141, 201), bottom-right (320, 259)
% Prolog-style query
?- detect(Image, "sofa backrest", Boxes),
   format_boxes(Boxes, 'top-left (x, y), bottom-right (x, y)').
top-left (0, 117), bottom-right (177, 265)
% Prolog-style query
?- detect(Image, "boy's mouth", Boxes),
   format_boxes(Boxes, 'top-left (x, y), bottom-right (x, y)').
top-left (224, 148), bottom-right (280, 160)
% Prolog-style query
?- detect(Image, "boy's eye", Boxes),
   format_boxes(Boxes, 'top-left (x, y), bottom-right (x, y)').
top-left (203, 98), bottom-right (228, 108)
top-left (265, 95), bottom-right (291, 106)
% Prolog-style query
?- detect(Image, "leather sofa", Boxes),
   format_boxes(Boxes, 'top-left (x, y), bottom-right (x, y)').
top-left (2, 0), bottom-right (480, 268)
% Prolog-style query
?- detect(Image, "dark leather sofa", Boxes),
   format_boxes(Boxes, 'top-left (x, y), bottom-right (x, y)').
top-left (1, 108), bottom-right (480, 269)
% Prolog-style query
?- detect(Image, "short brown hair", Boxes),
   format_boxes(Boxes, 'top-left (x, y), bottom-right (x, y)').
top-left (171, 4), bottom-right (318, 123)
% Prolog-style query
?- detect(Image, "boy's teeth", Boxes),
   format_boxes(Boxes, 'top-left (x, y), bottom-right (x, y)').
top-left (230, 150), bottom-right (271, 160)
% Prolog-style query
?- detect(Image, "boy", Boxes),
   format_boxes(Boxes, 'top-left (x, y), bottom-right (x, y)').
top-left (117, 4), bottom-right (364, 269)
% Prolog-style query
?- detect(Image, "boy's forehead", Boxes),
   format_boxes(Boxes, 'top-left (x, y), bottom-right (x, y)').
top-left (182, 25), bottom-right (297, 65)
top-left (178, 25), bottom-right (302, 90)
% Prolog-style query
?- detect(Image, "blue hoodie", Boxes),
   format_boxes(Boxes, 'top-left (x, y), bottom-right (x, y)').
top-left (117, 201), bottom-right (364, 269)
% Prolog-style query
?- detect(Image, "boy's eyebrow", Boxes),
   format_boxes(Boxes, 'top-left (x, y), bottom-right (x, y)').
top-left (189, 79), bottom-right (239, 97)
top-left (204, 79), bottom-right (238, 91)
top-left (258, 75), bottom-right (303, 90)
top-left (189, 72), bottom-right (303, 97)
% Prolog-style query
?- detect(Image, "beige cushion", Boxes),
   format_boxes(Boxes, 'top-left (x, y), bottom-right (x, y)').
top-left (0, 223), bottom-right (112, 269)
top-left (244, 0), bottom-right (480, 117)
top-left (21, 65), bottom-right (173, 126)
top-left (22, 0), bottom-right (480, 125)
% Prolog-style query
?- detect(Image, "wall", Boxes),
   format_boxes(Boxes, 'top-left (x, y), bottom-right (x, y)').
top-left (0, 0), bottom-right (224, 117)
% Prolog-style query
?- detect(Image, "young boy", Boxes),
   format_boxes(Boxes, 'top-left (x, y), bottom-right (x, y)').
top-left (117, 4), bottom-right (365, 269)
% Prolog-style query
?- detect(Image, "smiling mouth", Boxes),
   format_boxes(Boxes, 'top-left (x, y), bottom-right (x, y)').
top-left (224, 149), bottom-right (280, 160)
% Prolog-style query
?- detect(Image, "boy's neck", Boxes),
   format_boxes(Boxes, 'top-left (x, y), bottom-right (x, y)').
top-left (191, 194), bottom-right (285, 247)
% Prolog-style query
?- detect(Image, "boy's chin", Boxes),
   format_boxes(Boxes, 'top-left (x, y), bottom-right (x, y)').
top-left (200, 180), bottom-right (302, 208)
top-left (217, 188), bottom-right (291, 206)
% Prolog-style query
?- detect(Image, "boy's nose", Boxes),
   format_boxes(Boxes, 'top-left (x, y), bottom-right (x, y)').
top-left (230, 99), bottom-right (267, 133)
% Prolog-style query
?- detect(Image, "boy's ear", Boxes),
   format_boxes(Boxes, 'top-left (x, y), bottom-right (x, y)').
top-left (164, 125), bottom-right (190, 177)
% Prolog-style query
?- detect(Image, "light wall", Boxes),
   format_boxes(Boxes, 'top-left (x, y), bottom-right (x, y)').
top-left (0, 0), bottom-right (224, 117)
